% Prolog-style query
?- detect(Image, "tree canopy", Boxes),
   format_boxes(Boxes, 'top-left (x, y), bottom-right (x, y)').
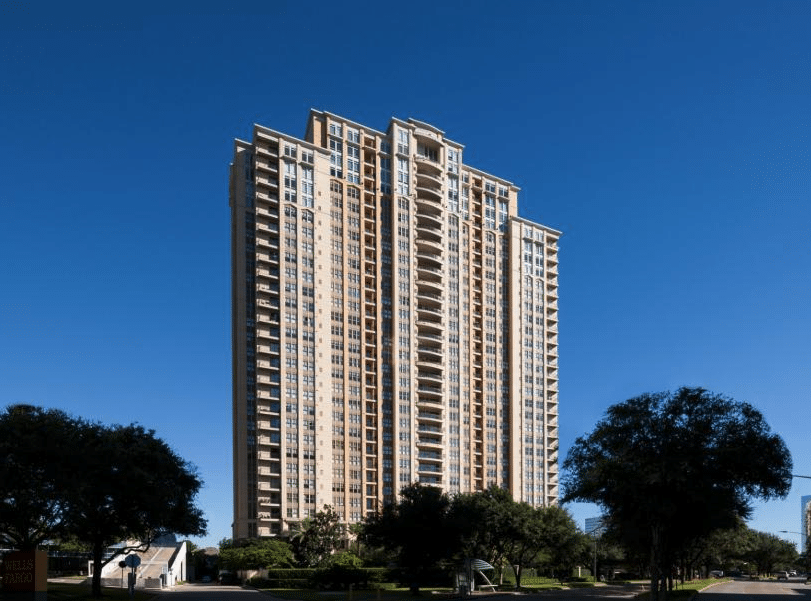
top-left (562, 387), bottom-right (792, 600)
top-left (0, 405), bottom-right (81, 548)
top-left (0, 404), bottom-right (207, 597)
top-left (362, 484), bottom-right (456, 592)
top-left (288, 505), bottom-right (345, 567)
top-left (220, 537), bottom-right (294, 570)
top-left (361, 483), bottom-right (585, 591)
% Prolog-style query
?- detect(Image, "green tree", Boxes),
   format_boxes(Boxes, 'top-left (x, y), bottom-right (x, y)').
top-left (562, 387), bottom-right (792, 600)
top-left (535, 506), bottom-right (586, 579)
top-left (219, 538), bottom-right (294, 570)
top-left (68, 422), bottom-right (207, 597)
top-left (362, 484), bottom-right (456, 594)
top-left (686, 519), bottom-right (750, 579)
top-left (0, 406), bottom-right (207, 598)
top-left (744, 530), bottom-right (798, 576)
top-left (0, 405), bottom-right (82, 548)
top-left (448, 486), bottom-right (516, 581)
top-left (289, 505), bottom-right (344, 567)
top-left (501, 502), bottom-right (541, 587)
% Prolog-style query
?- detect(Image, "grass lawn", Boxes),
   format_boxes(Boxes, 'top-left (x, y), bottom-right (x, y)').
top-left (45, 581), bottom-right (155, 601)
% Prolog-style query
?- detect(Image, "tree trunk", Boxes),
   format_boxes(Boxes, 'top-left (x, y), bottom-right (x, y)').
top-left (650, 528), bottom-right (661, 601)
top-left (91, 542), bottom-right (104, 598)
top-left (515, 564), bottom-right (522, 588)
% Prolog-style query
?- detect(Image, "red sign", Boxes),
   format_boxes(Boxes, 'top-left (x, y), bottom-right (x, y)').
top-left (1, 550), bottom-right (47, 592)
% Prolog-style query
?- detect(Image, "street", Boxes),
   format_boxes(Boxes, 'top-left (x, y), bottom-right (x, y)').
top-left (699, 577), bottom-right (811, 599)
top-left (154, 583), bottom-right (651, 601)
top-left (151, 579), bottom-right (811, 601)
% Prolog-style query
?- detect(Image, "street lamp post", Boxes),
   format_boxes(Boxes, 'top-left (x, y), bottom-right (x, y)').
top-left (586, 527), bottom-right (599, 582)
top-left (782, 529), bottom-right (811, 572)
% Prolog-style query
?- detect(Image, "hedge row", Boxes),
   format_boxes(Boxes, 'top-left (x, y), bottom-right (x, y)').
top-left (251, 567), bottom-right (393, 589)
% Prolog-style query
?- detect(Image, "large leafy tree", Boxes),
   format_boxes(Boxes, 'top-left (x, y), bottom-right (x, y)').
top-left (535, 506), bottom-right (587, 579)
top-left (220, 537), bottom-right (294, 570)
top-left (288, 505), bottom-right (344, 567)
top-left (0, 405), bottom-right (207, 598)
top-left (562, 387), bottom-right (791, 600)
top-left (362, 484), bottom-right (457, 593)
top-left (0, 405), bottom-right (81, 548)
top-left (500, 502), bottom-right (541, 586)
top-left (687, 519), bottom-right (750, 578)
top-left (448, 485), bottom-right (516, 579)
top-left (70, 422), bottom-right (207, 597)
top-left (744, 530), bottom-right (798, 575)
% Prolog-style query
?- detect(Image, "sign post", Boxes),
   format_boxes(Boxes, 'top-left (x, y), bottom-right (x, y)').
top-left (123, 554), bottom-right (141, 599)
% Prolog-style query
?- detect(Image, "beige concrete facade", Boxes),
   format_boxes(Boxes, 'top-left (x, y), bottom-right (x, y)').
top-left (229, 110), bottom-right (560, 540)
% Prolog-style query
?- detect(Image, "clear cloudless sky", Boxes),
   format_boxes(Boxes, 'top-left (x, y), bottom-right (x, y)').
top-left (1, 0), bottom-right (809, 550)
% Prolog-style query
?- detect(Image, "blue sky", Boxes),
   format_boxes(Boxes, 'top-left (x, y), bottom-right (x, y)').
top-left (1, 0), bottom-right (809, 550)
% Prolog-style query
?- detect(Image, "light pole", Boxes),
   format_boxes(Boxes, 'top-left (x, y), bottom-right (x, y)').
top-left (778, 530), bottom-right (804, 574)
top-left (781, 529), bottom-right (810, 572)
top-left (586, 527), bottom-right (599, 582)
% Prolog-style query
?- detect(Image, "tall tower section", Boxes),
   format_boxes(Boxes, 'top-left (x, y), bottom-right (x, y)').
top-left (230, 110), bottom-right (560, 540)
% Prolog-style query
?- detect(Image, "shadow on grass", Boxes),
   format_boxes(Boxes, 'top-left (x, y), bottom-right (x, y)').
top-left (44, 582), bottom-right (156, 601)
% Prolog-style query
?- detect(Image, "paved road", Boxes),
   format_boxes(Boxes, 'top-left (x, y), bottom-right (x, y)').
top-left (153, 584), bottom-right (646, 601)
top-left (154, 584), bottom-right (650, 601)
top-left (698, 577), bottom-right (811, 599)
top-left (152, 580), bottom-right (811, 601)
top-left (156, 583), bottom-right (264, 599)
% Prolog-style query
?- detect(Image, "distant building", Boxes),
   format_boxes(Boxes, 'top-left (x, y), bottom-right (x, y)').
top-left (585, 516), bottom-right (605, 536)
top-left (802, 495), bottom-right (811, 553)
top-left (229, 110), bottom-right (562, 539)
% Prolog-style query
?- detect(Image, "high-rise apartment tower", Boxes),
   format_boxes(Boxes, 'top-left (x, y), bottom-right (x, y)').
top-left (230, 110), bottom-right (560, 539)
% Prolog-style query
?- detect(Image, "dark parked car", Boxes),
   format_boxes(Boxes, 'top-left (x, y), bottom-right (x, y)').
top-left (218, 571), bottom-right (240, 585)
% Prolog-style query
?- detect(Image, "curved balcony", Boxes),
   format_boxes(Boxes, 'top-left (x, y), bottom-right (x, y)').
top-left (417, 332), bottom-right (442, 344)
top-left (415, 192), bottom-right (442, 211)
top-left (417, 423), bottom-right (442, 437)
top-left (415, 251), bottom-right (443, 268)
top-left (416, 347), bottom-right (443, 363)
top-left (415, 237), bottom-right (443, 254)
top-left (418, 450), bottom-right (443, 462)
top-left (416, 319), bottom-right (443, 336)
top-left (417, 411), bottom-right (443, 425)
top-left (416, 184), bottom-right (442, 202)
top-left (415, 222), bottom-right (442, 240)
top-left (416, 168), bottom-right (443, 187)
top-left (417, 383), bottom-right (443, 398)
top-left (417, 434), bottom-right (443, 449)
top-left (416, 290), bottom-right (442, 306)
top-left (414, 154), bottom-right (442, 175)
top-left (416, 305), bottom-right (443, 322)
top-left (416, 261), bottom-right (442, 277)
top-left (416, 278), bottom-right (444, 295)
top-left (416, 307), bottom-right (442, 323)
top-left (417, 370), bottom-right (443, 386)
top-left (416, 265), bottom-right (442, 285)
top-left (417, 463), bottom-right (442, 474)
top-left (416, 209), bottom-right (443, 229)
